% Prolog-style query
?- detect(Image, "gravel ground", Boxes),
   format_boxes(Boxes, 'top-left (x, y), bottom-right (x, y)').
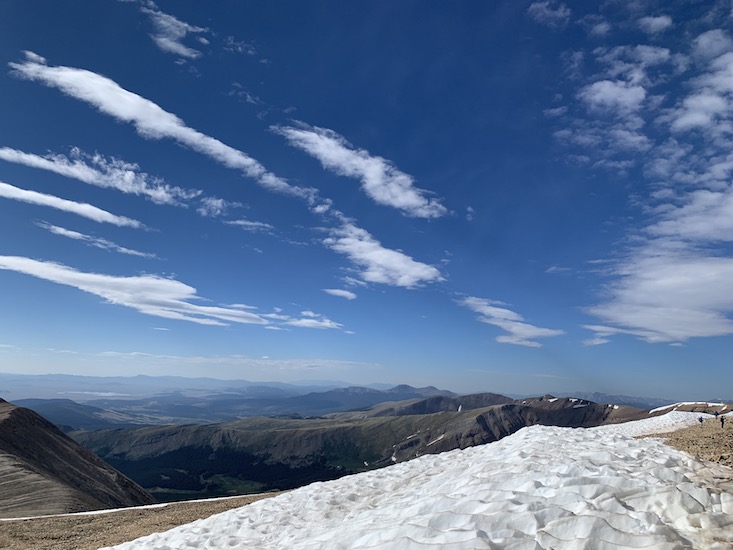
top-left (2, 419), bottom-right (732, 550)
top-left (653, 415), bottom-right (733, 469)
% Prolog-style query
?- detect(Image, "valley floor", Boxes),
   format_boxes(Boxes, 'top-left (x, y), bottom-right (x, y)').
top-left (1, 417), bottom-right (732, 550)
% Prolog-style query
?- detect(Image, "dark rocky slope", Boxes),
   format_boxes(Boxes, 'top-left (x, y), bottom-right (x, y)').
top-left (0, 399), bottom-right (155, 518)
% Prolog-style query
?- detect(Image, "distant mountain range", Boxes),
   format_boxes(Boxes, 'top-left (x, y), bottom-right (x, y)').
top-left (14, 384), bottom-right (456, 428)
top-left (0, 399), bottom-right (154, 518)
top-left (0, 372), bottom-right (350, 401)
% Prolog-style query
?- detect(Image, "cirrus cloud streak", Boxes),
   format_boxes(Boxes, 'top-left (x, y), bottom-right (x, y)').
top-left (325, 223), bottom-right (443, 288)
top-left (0, 255), bottom-right (267, 326)
top-left (37, 222), bottom-right (156, 258)
top-left (0, 180), bottom-right (142, 228)
top-left (0, 146), bottom-right (199, 205)
top-left (458, 296), bottom-right (564, 348)
top-left (9, 52), bottom-right (314, 202)
top-left (9, 53), bottom-right (444, 290)
top-left (274, 123), bottom-right (447, 219)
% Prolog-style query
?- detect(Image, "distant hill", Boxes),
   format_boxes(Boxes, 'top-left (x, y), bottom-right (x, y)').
top-left (72, 393), bottom-right (647, 502)
top-left (0, 399), bottom-right (155, 518)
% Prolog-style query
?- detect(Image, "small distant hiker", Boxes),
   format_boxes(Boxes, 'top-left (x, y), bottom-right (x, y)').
top-left (714, 411), bottom-right (720, 419)
top-left (721, 415), bottom-right (726, 428)
top-left (699, 416), bottom-right (704, 426)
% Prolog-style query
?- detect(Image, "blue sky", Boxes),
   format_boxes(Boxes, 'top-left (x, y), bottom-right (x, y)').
top-left (1, 0), bottom-right (732, 399)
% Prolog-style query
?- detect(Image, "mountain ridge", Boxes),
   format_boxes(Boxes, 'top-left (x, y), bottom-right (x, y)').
top-left (71, 393), bottom-right (651, 502)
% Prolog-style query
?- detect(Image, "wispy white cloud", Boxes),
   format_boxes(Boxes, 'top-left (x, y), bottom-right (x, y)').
top-left (458, 296), bottom-right (564, 348)
top-left (692, 29), bottom-right (733, 61)
top-left (584, 248), bottom-right (733, 344)
top-left (10, 53), bottom-right (443, 292)
top-left (579, 16), bottom-right (611, 38)
top-left (527, 1), bottom-right (571, 28)
top-left (0, 146), bottom-right (199, 205)
top-left (224, 219), bottom-right (274, 233)
top-left (638, 15), bottom-right (673, 35)
top-left (9, 52), bottom-right (316, 202)
top-left (37, 222), bottom-right (157, 258)
top-left (0, 256), bottom-right (268, 326)
top-left (554, 42), bottom-right (684, 175)
top-left (581, 335), bottom-right (611, 347)
top-left (579, 80), bottom-right (646, 114)
top-left (228, 82), bottom-right (262, 105)
top-left (0, 256), bottom-right (348, 332)
top-left (589, 21), bottom-right (611, 37)
top-left (274, 123), bottom-right (447, 218)
top-left (196, 196), bottom-right (243, 217)
top-left (323, 288), bottom-right (357, 300)
top-left (543, 106), bottom-right (567, 117)
top-left (224, 37), bottom-right (256, 56)
top-left (139, 4), bottom-right (208, 59)
top-left (284, 312), bottom-right (343, 330)
top-left (0, 180), bottom-right (143, 228)
top-left (325, 222), bottom-right (443, 288)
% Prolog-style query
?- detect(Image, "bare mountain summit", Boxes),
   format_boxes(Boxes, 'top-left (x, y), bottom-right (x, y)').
top-left (0, 399), bottom-right (154, 518)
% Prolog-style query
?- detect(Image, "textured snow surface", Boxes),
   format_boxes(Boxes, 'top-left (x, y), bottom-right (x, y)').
top-left (102, 412), bottom-right (733, 550)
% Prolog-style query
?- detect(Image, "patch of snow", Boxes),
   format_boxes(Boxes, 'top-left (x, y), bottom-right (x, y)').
top-left (569, 398), bottom-right (578, 402)
top-left (649, 403), bottom-right (676, 414)
top-left (103, 412), bottom-right (732, 550)
top-left (651, 401), bottom-right (726, 414)
top-left (572, 404), bottom-right (588, 408)
top-left (426, 434), bottom-right (445, 447)
top-left (547, 398), bottom-right (558, 402)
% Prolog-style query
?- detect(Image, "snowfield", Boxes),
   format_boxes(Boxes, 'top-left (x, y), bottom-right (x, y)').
top-left (101, 412), bottom-right (733, 549)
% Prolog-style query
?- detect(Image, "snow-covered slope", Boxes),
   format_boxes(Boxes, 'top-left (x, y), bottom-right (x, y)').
top-left (101, 412), bottom-right (733, 549)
